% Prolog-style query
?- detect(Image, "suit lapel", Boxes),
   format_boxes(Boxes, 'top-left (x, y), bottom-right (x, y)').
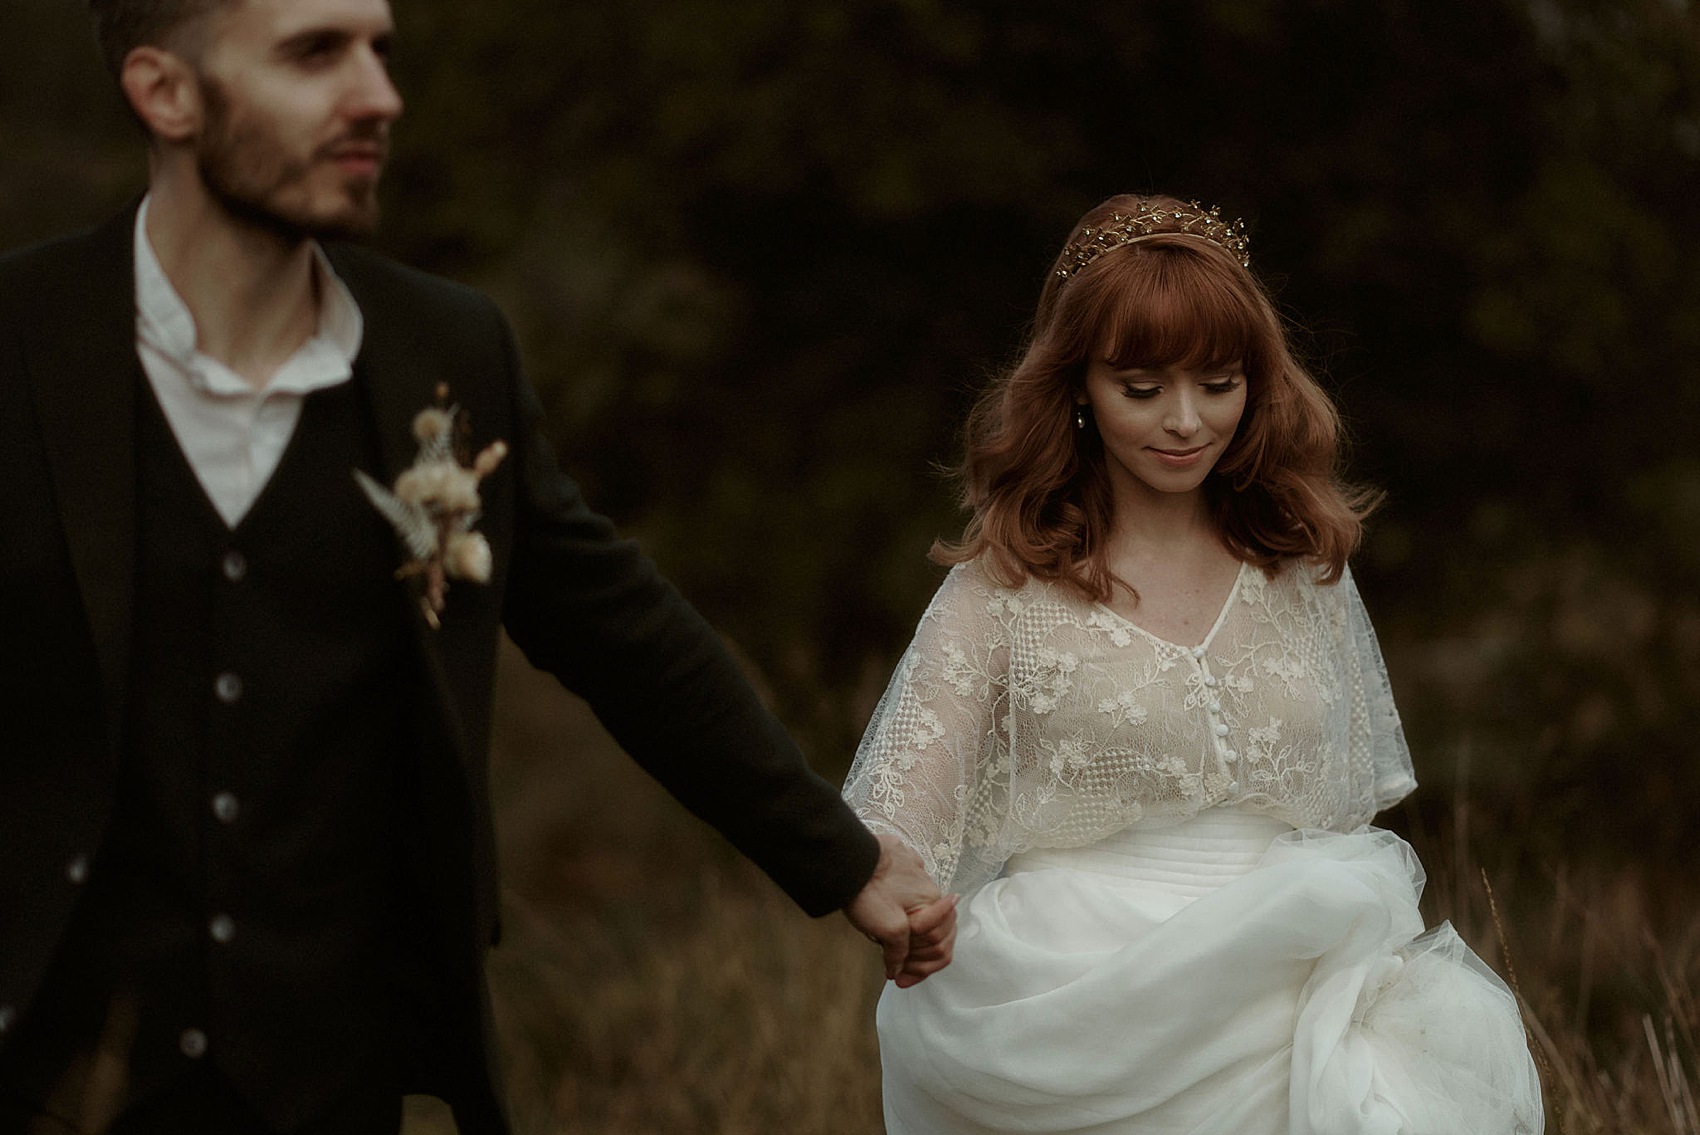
top-left (329, 247), bottom-right (448, 487)
top-left (330, 246), bottom-right (477, 758)
top-left (22, 207), bottom-right (142, 754)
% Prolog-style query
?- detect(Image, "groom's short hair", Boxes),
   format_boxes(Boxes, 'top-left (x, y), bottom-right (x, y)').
top-left (88, 0), bottom-right (237, 77)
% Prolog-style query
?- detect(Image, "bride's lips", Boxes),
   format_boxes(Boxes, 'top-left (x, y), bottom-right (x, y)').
top-left (1149, 445), bottom-right (1209, 469)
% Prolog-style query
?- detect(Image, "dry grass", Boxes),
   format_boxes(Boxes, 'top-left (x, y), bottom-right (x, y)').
top-left (1463, 859), bottom-right (1700, 1135)
top-left (405, 644), bottom-right (1700, 1134)
top-left (397, 642), bottom-right (889, 1135)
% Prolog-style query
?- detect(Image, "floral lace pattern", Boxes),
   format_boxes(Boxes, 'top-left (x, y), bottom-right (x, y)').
top-left (843, 558), bottom-right (1415, 895)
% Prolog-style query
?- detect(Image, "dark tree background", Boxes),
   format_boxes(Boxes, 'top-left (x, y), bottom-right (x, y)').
top-left (8, 0), bottom-right (1699, 861)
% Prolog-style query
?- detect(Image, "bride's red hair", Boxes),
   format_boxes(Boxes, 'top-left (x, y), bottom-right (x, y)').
top-left (934, 194), bottom-right (1380, 599)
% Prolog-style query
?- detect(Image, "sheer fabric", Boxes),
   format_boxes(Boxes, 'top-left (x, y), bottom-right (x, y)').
top-left (845, 559), bottom-right (1544, 1134)
top-left (874, 811), bottom-right (1543, 1134)
top-left (844, 559), bottom-right (1416, 897)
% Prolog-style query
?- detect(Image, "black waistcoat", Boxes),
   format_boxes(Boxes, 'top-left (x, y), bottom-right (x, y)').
top-left (8, 377), bottom-right (437, 1131)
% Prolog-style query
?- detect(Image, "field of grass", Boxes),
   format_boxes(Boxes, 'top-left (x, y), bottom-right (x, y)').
top-left (401, 643), bottom-right (1700, 1134)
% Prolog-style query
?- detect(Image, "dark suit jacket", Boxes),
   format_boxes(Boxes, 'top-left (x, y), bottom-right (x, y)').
top-left (0, 204), bottom-right (880, 1133)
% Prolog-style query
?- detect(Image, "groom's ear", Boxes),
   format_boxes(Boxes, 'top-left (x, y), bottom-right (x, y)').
top-left (119, 46), bottom-right (203, 145)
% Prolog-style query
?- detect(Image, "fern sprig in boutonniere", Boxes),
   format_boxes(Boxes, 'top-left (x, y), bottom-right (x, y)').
top-left (355, 383), bottom-right (508, 629)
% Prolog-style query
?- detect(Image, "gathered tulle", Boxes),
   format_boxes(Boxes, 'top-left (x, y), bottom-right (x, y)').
top-left (849, 561), bottom-right (1542, 1132)
top-left (876, 811), bottom-right (1543, 1135)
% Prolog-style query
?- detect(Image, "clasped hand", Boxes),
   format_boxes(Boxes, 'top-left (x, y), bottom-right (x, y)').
top-left (843, 834), bottom-right (958, 987)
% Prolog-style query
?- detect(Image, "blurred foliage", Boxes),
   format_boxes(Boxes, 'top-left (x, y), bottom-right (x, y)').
top-left (6, 0), bottom-right (1700, 861)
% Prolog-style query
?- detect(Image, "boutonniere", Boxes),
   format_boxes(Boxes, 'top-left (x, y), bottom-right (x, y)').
top-left (355, 383), bottom-right (508, 629)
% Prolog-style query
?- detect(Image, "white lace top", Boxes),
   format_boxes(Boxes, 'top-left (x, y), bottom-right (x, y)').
top-left (843, 557), bottom-right (1416, 896)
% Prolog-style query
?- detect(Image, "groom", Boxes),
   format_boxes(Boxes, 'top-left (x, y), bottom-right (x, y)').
top-left (0, 0), bottom-right (954, 1132)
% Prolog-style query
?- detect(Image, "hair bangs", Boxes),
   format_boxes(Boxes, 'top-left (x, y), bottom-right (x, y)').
top-left (938, 193), bottom-right (1377, 597)
top-left (1086, 243), bottom-right (1263, 373)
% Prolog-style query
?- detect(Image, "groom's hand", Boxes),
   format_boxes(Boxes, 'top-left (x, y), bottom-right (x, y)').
top-left (843, 834), bottom-right (958, 987)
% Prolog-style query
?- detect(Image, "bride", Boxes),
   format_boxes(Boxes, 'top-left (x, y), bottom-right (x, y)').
top-left (843, 195), bottom-right (1544, 1134)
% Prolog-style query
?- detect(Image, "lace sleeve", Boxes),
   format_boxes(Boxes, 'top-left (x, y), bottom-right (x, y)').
top-left (843, 563), bottom-right (1011, 895)
top-left (1340, 566), bottom-right (1417, 813)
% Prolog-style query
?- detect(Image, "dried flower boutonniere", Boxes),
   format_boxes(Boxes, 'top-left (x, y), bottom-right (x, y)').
top-left (355, 383), bottom-right (508, 629)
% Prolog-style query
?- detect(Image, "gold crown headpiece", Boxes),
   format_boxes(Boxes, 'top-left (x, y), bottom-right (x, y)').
top-left (1055, 201), bottom-right (1251, 283)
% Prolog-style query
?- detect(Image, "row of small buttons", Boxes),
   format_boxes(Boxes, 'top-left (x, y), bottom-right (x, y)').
top-left (169, 899), bottom-right (234, 1057)
top-left (210, 549), bottom-right (241, 944)
top-left (179, 550), bottom-right (245, 1068)
top-left (1190, 648), bottom-right (1242, 794)
top-left (2, 548), bottom-right (253, 1065)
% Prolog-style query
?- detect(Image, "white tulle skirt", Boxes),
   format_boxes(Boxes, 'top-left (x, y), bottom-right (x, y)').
top-left (877, 809), bottom-right (1544, 1134)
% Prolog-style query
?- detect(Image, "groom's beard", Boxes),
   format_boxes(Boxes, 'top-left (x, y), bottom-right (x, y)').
top-left (196, 75), bottom-right (387, 242)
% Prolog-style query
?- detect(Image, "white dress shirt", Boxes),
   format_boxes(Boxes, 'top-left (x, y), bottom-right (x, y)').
top-left (133, 196), bottom-right (364, 527)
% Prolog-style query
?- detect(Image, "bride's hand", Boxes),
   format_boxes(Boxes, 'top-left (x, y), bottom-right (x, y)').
top-left (894, 892), bottom-right (958, 987)
top-left (844, 834), bottom-right (959, 986)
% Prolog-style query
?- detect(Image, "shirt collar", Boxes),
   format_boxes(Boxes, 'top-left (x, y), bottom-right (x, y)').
top-left (132, 195), bottom-right (365, 394)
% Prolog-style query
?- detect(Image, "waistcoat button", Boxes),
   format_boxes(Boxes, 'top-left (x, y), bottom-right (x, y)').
top-left (214, 672), bottom-right (243, 703)
top-left (179, 1028), bottom-right (208, 1059)
top-left (65, 855), bottom-right (89, 885)
top-left (209, 914), bottom-right (236, 944)
top-left (211, 792), bottom-right (240, 824)
top-left (222, 550), bottom-right (248, 582)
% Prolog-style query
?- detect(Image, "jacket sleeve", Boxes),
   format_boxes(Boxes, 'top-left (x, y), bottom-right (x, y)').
top-left (492, 316), bottom-right (879, 916)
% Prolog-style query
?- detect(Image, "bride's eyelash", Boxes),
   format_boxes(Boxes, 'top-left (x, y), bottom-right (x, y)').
top-left (1119, 379), bottom-right (1241, 398)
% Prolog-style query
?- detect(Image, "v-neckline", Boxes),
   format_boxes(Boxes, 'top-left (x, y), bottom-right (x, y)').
top-left (1091, 561), bottom-right (1247, 653)
top-left (138, 375), bottom-right (324, 537)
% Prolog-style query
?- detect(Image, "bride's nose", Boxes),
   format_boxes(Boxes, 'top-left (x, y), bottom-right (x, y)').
top-left (1165, 391), bottom-right (1200, 437)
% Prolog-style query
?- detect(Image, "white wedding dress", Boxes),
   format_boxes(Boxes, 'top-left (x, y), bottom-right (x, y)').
top-left (844, 560), bottom-right (1543, 1134)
